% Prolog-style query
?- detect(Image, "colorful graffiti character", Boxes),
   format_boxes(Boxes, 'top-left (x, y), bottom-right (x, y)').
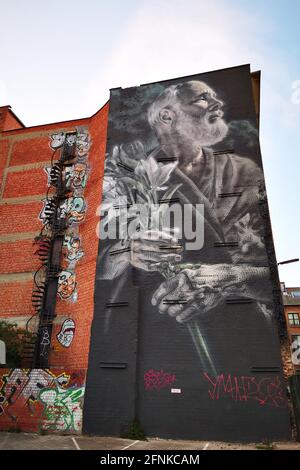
top-left (76, 133), bottom-right (91, 158)
top-left (63, 234), bottom-right (84, 262)
top-left (65, 163), bottom-right (88, 190)
top-left (50, 132), bottom-right (65, 149)
top-left (58, 197), bottom-right (86, 224)
top-left (67, 197), bottom-right (86, 224)
top-left (39, 384), bottom-right (84, 432)
top-left (56, 319), bottom-right (75, 348)
top-left (0, 369), bottom-right (84, 433)
top-left (57, 271), bottom-right (77, 301)
top-left (66, 134), bottom-right (77, 146)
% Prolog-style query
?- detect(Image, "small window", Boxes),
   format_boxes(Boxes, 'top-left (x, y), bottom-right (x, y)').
top-left (288, 313), bottom-right (300, 325)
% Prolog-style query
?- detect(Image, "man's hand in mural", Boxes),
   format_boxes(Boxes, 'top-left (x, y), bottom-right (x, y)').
top-left (131, 230), bottom-right (182, 271)
top-left (151, 263), bottom-right (271, 323)
top-left (151, 268), bottom-right (222, 323)
top-left (99, 230), bottom-right (182, 280)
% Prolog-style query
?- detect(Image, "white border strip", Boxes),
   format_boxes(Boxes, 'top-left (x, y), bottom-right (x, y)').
top-left (121, 440), bottom-right (139, 450)
top-left (72, 437), bottom-right (81, 450)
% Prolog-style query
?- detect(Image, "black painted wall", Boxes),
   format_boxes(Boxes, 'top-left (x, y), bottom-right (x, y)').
top-left (83, 65), bottom-right (291, 441)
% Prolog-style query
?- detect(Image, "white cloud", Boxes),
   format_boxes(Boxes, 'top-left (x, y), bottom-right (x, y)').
top-left (85, 0), bottom-right (277, 113)
top-left (85, 0), bottom-right (299, 132)
top-left (83, 0), bottom-right (300, 286)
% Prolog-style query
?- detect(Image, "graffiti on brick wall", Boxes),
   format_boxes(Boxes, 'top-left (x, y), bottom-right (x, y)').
top-left (203, 372), bottom-right (286, 408)
top-left (39, 384), bottom-right (84, 432)
top-left (56, 319), bottom-right (75, 348)
top-left (58, 197), bottom-right (87, 224)
top-left (39, 327), bottom-right (51, 360)
top-left (63, 233), bottom-right (84, 263)
top-left (53, 130), bottom-right (90, 303)
top-left (0, 369), bottom-right (85, 433)
top-left (144, 369), bottom-right (176, 391)
top-left (57, 270), bottom-right (77, 301)
top-left (65, 163), bottom-right (88, 191)
top-left (37, 129), bottom-right (91, 305)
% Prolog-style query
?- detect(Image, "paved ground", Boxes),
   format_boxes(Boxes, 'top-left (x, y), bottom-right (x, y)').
top-left (0, 432), bottom-right (300, 450)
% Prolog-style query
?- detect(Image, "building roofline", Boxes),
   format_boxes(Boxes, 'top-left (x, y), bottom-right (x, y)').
top-left (0, 105), bottom-right (26, 129)
top-left (1, 100), bottom-right (109, 136)
top-left (110, 64), bottom-right (252, 91)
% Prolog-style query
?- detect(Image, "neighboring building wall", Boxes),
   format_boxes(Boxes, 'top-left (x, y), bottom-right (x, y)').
top-left (84, 65), bottom-right (291, 441)
top-left (283, 287), bottom-right (300, 376)
top-left (0, 104), bottom-right (108, 432)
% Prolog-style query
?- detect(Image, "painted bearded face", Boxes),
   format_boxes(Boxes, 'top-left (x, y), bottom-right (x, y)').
top-left (173, 81), bottom-right (229, 148)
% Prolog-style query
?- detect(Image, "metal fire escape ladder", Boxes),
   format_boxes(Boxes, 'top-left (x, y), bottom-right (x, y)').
top-left (31, 133), bottom-right (77, 368)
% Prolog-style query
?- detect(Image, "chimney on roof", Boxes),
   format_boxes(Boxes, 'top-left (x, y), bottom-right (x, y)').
top-left (0, 105), bottom-right (25, 132)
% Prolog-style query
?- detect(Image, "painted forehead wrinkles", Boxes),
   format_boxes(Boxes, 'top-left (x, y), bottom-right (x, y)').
top-left (175, 81), bottom-right (216, 103)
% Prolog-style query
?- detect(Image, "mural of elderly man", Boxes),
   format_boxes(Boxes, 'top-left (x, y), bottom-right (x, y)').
top-left (145, 81), bottom-right (270, 321)
top-left (84, 67), bottom-right (291, 442)
top-left (99, 80), bottom-right (272, 329)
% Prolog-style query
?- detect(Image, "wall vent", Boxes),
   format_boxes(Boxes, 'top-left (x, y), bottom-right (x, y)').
top-left (100, 362), bottom-right (127, 369)
top-left (105, 302), bottom-right (129, 308)
top-left (226, 298), bottom-right (254, 304)
top-left (213, 148), bottom-right (235, 155)
top-left (218, 192), bottom-right (242, 198)
top-left (110, 247), bottom-right (131, 256)
top-left (214, 241), bottom-right (239, 248)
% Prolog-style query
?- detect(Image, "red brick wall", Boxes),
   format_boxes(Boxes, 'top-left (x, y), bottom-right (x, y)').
top-left (49, 104), bottom-right (109, 369)
top-left (0, 280), bottom-right (33, 317)
top-left (0, 202), bottom-right (42, 234)
top-left (0, 104), bottom-right (108, 374)
top-left (10, 137), bottom-right (54, 166)
top-left (0, 106), bottom-right (24, 132)
top-left (0, 240), bottom-right (39, 273)
top-left (3, 169), bottom-right (47, 198)
top-left (0, 139), bottom-right (9, 186)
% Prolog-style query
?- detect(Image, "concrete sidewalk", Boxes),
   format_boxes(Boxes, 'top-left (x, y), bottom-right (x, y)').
top-left (0, 432), bottom-right (300, 450)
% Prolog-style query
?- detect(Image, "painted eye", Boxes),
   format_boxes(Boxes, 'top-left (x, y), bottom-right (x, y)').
top-left (199, 93), bottom-right (209, 101)
top-left (191, 92), bottom-right (209, 104)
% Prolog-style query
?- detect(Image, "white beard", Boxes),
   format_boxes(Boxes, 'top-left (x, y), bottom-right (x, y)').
top-left (175, 111), bottom-right (229, 149)
top-left (200, 117), bottom-right (229, 146)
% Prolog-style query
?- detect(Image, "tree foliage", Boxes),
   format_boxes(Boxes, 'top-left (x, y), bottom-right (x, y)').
top-left (0, 321), bottom-right (35, 368)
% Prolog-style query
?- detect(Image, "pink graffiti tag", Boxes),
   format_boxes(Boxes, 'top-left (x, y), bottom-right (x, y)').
top-left (144, 369), bottom-right (176, 391)
top-left (203, 373), bottom-right (286, 408)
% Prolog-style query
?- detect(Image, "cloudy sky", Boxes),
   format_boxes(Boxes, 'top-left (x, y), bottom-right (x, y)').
top-left (1, 0), bottom-right (299, 285)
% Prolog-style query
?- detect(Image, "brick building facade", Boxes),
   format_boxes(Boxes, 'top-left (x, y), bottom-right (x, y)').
top-left (0, 103), bottom-right (108, 433)
top-left (282, 285), bottom-right (300, 375)
top-left (0, 65), bottom-right (293, 440)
